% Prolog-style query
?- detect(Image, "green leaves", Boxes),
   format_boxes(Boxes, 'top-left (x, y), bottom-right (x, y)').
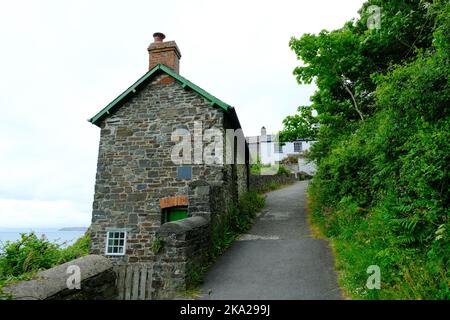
top-left (279, 105), bottom-right (318, 142)
top-left (283, 0), bottom-right (443, 163)
top-left (0, 231), bottom-right (89, 285)
top-left (0, 233), bottom-right (60, 277)
top-left (301, 0), bottom-right (450, 299)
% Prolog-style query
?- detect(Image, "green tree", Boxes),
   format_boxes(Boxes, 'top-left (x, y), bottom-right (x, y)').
top-left (281, 0), bottom-right (439, 162)
top-left (283, 0), bottom-right (450, 299)
top-left (279, 105), bottom-right (318, 142)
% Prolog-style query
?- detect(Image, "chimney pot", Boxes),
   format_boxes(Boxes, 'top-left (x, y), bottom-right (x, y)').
top-left (148, 32), bottom-right (181, 73)
top-left (153, 32), bottom-right (165, 43)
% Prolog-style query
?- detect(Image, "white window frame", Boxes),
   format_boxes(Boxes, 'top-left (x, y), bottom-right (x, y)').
top-left (294, 141), bottom-right (302, 153)
top-left (105, 230), bottom-right (127, 256)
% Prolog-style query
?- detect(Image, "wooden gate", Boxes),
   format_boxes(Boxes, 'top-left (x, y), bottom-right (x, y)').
top-left (115, 264), bottom-right (154, 300)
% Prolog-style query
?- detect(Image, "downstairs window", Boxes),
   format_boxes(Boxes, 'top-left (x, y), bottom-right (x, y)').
top-left (105, 230), bottom-right (127, 256)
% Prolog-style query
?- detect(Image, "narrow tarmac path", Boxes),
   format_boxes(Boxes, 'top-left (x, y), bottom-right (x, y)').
top-left (199, 181), bottom-right (342, 300)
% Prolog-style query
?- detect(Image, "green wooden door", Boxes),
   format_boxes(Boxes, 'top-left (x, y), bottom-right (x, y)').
top-left (162, 207), bottom-right (188, 224)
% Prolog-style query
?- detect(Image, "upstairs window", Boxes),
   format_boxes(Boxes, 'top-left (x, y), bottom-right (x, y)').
top-left (294, 142), bottom-right (302, 152)
top-left (105, 230), bottom-right (127, 256)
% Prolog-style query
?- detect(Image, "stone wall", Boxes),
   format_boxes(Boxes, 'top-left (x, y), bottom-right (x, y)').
top-left (249, 173), bottom-right (297, 193)
top-left (90, 73), bottom-right (225, 264)
top-left (222, 112), bottom-right (250, 211)
top-left (89, 71), bottom-right (250, 299)
top-left (153, 216), bottom-right (210, 299)
top-left (2, 255), bottom-right (116, 300)
top-left (237, 164), bottom-right (249, 198)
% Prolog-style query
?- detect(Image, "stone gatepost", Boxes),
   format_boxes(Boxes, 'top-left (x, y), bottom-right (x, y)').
top-left (188, 180), bottom-right (212, 219)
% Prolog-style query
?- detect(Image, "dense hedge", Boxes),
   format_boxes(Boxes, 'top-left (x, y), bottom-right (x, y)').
top-left (282, 0), bottom-right (449, 299)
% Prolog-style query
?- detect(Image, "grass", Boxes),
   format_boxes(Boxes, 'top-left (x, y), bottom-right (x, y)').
top-left (178, 287), bottom-right (203, 299)
top-left (307, 184), bottom-right (450, 300)
top-left (305, 194), bottom-right (324, 240)
top-left (305, 193), bottom-right (352, 300)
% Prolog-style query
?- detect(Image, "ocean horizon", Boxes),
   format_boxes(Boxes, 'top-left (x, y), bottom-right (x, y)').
top-left (0, 227), bottom-right (88, 249)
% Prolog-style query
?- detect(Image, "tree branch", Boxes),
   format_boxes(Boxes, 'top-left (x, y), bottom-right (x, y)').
top-left (342, 77), bottom-right (364, 121)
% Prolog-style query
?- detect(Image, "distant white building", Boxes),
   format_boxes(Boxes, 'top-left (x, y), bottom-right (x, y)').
top-left (246, 126), bottom-right (314, 165)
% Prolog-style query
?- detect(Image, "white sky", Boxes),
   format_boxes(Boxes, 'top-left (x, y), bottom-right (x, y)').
top-left (0, 0), bottom-right (364, 228)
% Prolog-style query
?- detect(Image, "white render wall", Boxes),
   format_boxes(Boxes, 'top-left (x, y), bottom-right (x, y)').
top-left (298, 157), bottom-right (317, 175)
top-left (257, 141), bottom-right (313, 165)
top-left (247, 127), bottom-right (315, 166)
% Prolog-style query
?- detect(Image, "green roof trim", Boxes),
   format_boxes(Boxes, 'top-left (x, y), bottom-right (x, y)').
top-left (88, 64), bottom-right (231, 126)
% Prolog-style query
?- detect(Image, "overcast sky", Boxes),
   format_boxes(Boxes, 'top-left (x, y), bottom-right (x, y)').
top-left (0, 0), bottom-right (364, 228)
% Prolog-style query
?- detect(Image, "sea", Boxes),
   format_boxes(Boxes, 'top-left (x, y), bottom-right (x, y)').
top-left (0, 228), bottom-right (87, 250)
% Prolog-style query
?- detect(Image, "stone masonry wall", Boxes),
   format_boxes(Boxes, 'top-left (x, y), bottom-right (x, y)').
top-left (152, 216), bottom-right (210, 299)
top-left (249, 173), bottom-right (297, 193)
top-left (2, 255), bottom-right (116, 300)
top-left (90, 73), bottom-right (224, 265)
top-left (237, 163), bottom-right (249, 199)
top-left (222, 112), bottom-right (250, 209)
top-left (90, 71), bottom-right (249, 299)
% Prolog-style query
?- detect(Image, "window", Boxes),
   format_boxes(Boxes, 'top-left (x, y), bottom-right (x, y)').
top-left (294, 142), bottom-right (302, 153)
top-left (274, 143), bottom-right (283, 153)
top-left (162, 206), bottom-right (188, 224)
top-left (177, 166), bottom-right (192, 180)
top-left (105, 231), bottom-right (127, 256)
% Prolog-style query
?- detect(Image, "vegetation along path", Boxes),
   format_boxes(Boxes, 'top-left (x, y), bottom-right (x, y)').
top-left (199, 181), bottom-right (342, 299)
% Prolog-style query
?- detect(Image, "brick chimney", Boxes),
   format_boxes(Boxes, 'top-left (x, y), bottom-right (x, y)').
top-left (147, 32), bottom-right (182, 73)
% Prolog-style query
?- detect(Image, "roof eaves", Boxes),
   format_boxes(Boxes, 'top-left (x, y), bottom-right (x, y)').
top-left (88, 65), bottom-right (163, 125)
top-left (88, 64), bottom-right (232, 126)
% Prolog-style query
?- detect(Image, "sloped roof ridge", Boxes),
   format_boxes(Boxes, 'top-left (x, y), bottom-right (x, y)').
top-left (89, 64), bottom-right (231, 126)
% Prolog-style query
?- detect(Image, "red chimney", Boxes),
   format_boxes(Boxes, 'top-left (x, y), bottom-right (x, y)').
top-left (147, 32), bottom-right (182, 73)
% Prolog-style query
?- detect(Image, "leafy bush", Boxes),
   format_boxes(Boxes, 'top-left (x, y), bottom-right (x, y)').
top-left (236, 191), bottom-right (265, 231)
top-left (250, 157), bottom-right (292, 176)
top-left (59, 232), bottom-right (90, 263)
top-left (250, 160), bottom-right (262, 175)
top-left (285, 0), bottom-right (450, 299)
top-left (0, 231), bottom-right (90, 290)
top-left (0, 233), bottom-right (61, 278)
top-left (215, 191), bottom-right (265, 246)
top-left (277, 165), bottom-right (291, 175)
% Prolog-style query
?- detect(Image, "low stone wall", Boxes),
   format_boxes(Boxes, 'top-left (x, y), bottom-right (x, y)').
top-left (298, 158), bottom-right (317, 176)
top-left (249, 173), bottom-right (297, 193)
top-left (152, 216), bottom-right (210, 299)
top-left (3, 255), bottom-right (117, 300)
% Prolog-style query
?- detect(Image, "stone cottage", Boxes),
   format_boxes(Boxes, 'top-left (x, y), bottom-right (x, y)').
top-left (88, 33), bottom-right (249, 298)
